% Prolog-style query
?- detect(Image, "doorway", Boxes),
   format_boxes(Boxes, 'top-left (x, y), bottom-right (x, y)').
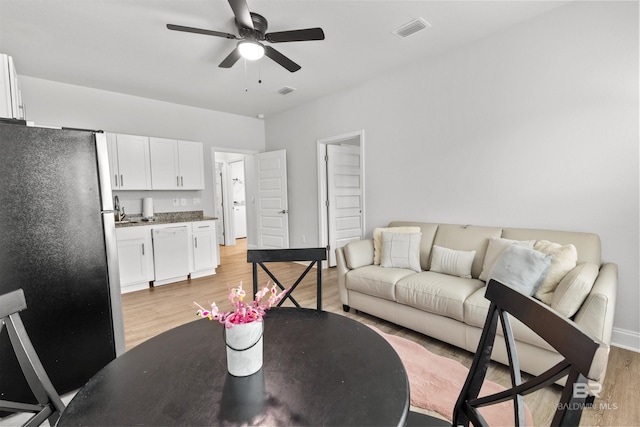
top-left (212, 148), bottom-right (289, 250)
top-left (317, 130), bottom-right (365, 267)
top-left (213, 150), bottom-right (253, 247)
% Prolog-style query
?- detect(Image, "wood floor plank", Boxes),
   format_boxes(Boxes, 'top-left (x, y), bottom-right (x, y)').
top-left (121, 239), bottom-right (639, 426)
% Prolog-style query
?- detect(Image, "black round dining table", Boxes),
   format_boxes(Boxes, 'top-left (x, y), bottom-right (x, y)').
top-left (58, 308), bottom-right (409, 426)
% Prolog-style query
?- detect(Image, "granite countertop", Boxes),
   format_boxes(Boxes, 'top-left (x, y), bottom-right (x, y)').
top-left (115, 211), bottom-right (217, 228)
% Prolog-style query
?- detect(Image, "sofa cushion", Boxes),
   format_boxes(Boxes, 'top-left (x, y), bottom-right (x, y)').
top-left (479, 237), bottom-right (535, 282)
top-left (488, 245), bottom-right (552, 296)
top-left (551, 262), bottom-right (599, 318)
top-left (533, 240), bottom-right (578, 304)
top-left (373, 226), bottom-right (421, 265)
top-left (395, 271), bottom-right (484, 322)
top-left (380, 231), bottom-right (422, 272)
top-left (429, 245), bottom-right (476, 279)
top-left (344, 239), bottom-right (374, 269)
top-left (433, 224), bottom-right (502, 279)
top-left (463, 288), bottom-right (555, 352)
top-left (346, 265), bottom-right (414, 301)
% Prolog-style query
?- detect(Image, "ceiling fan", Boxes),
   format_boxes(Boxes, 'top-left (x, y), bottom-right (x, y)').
top-left (167, 0), bottom-right (325, 72)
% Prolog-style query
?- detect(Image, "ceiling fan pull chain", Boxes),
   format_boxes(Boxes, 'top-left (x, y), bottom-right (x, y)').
top-left (244, 58), bottom-right (248, 92)
top-left (258, 62), bottom-right (262, 84)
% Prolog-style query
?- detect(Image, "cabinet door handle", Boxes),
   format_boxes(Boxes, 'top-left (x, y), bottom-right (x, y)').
top-left (194, 237), bottom-right (198, 248)
top-left (181, 176), bottom-right (184, 187)
top-left (114, 174), bottom-right (118, 186)
top-left (120, 174), bottom-right (124, 187)
top-left (177, 176), bottom-right (180, 187)
top-left (142, 243), bottom-right (145, 256)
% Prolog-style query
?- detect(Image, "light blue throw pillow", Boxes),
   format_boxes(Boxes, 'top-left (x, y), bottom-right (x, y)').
top-left (487, 245), bottom-right (552, 296)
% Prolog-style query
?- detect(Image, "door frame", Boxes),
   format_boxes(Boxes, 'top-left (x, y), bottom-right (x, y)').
top-left (317, 130), bottom-right (365, 257)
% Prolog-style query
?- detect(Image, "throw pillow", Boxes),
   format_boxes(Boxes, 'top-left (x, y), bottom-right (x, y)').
top-left (380, 231), bottom-right (422, 272)
top-left (429, 245), bottom-right (476, 279)
top-left (373, 226), bottom-right (421, 265)
top-left (479, 237), bottom-right (535, 281)
top-left (551, 262), bottom-right (599, 317)
top-left (488, 245), bottom-right (552, 296)
top-left (533, 240), bottom-right (578, 304)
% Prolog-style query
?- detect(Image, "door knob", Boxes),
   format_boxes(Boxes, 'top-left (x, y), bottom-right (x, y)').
top-left (278, 210), bottom-right (288, 214)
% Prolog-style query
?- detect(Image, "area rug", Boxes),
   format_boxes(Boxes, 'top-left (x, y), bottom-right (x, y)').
top-left (369, 326), bottom-right (533, 426)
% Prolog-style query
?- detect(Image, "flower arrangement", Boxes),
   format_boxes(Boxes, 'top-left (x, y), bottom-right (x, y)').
top-left (195, 281), bottom-right (288, 328)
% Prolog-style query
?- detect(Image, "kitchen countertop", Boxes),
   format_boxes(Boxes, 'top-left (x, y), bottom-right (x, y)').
top-left (115, 211), bottom-right (217, 228)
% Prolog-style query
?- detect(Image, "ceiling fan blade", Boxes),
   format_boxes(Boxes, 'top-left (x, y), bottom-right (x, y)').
top-left (264, 46), bottom-right (301, 72)
top-left (219, 48), bottom-right (242, 68)
top-left (167, 24), bottom-right (237, 39)
top-left (228, 0), bottom-right (254, 29)
top-left (266, 28), bottom-right (325, 43)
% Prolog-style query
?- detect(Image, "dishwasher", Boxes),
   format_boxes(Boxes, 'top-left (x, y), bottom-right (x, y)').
top-left (152, 226), bottom-right (189, 285)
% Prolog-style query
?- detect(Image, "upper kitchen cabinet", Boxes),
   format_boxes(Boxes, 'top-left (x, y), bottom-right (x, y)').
top-left (149, 137), bottom-right (204, 190)
top-left (106, 133), bottom-right (152, 190)
top-left (0, 54), bottom-right (24, 119)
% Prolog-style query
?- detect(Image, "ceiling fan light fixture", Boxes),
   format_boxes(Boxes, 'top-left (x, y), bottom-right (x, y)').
top-left (238, 40), bottom-right (265, 60)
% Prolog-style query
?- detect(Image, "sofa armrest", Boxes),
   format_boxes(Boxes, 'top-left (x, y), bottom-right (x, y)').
top-left (343, 239), bottom-right (375, 269)
top-left (336, 239), bottom-right (374, 307)
top-left (336, 247), bottom-right (350, 306)
top-left (573, 262), bottom-right (617, 388)
top-left (573, 262), bottom-right (618, 345)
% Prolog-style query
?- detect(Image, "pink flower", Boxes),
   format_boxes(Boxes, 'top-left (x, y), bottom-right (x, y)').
top-left (195, 281), bottom-right (288, 328)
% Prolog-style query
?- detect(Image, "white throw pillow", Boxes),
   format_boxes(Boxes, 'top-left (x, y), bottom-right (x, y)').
top-left (533, 240), bottom-right (578, 304)
top-left (429, 245), bottom-right (476, 279)
top-left (380, 231), bottom-right (422, 272)
top-left (551, 262), bottom-right (599, 317)
top-left (488, 245), bottom-right (552, 296)
top-left (479, 237), bottom-right (535, 281)
top-left (373, 226), bottom-right (421, 265)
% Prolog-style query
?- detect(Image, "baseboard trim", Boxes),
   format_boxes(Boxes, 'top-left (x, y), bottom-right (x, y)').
top-left (611, 327), bottom-right (640, 352)
top-left (293, 260), bottom-right (329, 269)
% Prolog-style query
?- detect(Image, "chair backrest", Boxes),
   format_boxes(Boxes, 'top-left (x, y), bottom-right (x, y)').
top-left (247, 248), bottom-right (327, 311)
top-left (454, 279), bottom-right (609, 427)
top-left (0, 289), bottom-right (66, 426)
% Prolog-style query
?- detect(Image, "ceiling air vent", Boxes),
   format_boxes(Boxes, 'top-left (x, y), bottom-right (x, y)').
top-left (392, 17), bottom-right (431, 39)
top-left (278, 86), bottom-right (296, 95)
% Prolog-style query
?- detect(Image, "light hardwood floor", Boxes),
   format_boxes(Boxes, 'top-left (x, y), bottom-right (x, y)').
top-left (121, 240), bottom-right (639, 426)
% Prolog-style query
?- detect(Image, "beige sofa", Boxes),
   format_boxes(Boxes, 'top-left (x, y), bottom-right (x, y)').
top-left (336, 221), bottom-right (617, 387)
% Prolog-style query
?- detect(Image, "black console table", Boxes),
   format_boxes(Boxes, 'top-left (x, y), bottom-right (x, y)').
top-left (59, 308), bottom-right (409, 426)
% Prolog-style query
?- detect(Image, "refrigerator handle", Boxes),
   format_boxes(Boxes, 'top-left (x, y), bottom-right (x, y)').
top-left (95, 132), bottom-right (114, 213)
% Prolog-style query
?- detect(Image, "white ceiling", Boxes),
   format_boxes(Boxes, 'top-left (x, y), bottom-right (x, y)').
top-left (0, 1), bottom-right (569, 119)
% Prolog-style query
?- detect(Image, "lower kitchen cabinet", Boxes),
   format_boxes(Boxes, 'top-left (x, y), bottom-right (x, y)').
top-left (116, 226), bottom-right (154, 293)
top-left (115, 220), bottom-right (218, 293)
top-left (191, 221), bottom-right (218, 278)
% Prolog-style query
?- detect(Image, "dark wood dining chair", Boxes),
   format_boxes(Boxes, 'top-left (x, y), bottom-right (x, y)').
top-left (0, 289), bottom-right (66, 426)
top-left (407, 279), bottom-right (609, 427)
top-left (247, 247), bottom-right (327, 311)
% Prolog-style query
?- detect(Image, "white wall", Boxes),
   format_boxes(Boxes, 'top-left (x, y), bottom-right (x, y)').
top-left (19, 76), bottom-right (265, 218)
top-left (265, 2), bottom-right (639, 348)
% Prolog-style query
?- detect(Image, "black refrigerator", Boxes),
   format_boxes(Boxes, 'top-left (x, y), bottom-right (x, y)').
top-left (0, 120), bottom-right (124, 404)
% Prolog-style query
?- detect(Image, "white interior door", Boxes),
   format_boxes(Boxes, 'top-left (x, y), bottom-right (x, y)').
top-left (256, 150), bottom-right (289, 249)
top-left (327, 144), bottom-right (363, 266)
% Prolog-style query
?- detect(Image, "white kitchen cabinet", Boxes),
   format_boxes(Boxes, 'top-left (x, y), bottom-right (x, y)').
top-left (115, 220), bottom-right (217, 292)
top-left (191, 221), bottom-right (218, 278)
top-left (106, 133), bottom-right (152, 190)
top-left (0, 54), bottom-right (24, 119)
top-left (149, 137), bottom-right (204, 190)
top-left (116, 226), bottom-right (154, 293)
